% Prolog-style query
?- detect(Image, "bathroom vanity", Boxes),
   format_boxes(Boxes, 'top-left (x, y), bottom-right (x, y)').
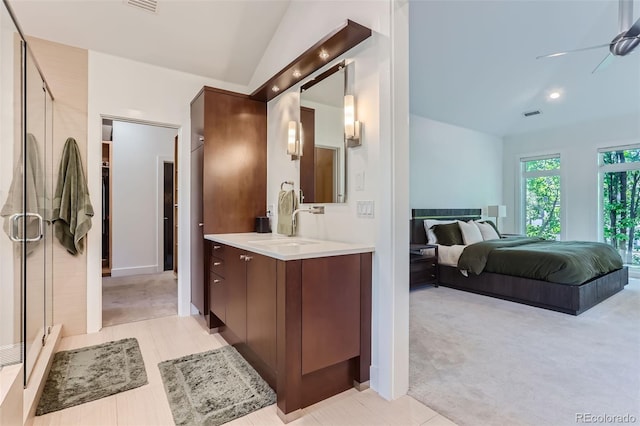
top-left (204, 233), bottom-right (373, 422)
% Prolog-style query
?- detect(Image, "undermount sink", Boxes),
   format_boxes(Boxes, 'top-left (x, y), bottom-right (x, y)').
top-left (247, 238), bottom-right (319, 247)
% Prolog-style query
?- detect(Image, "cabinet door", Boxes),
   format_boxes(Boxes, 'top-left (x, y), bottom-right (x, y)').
top-left (209, 272), bottom-right (226, 323)
top-left (246, 252), bottom-right (277, 370)
top-left (225, 246), bottom-right (247, 344)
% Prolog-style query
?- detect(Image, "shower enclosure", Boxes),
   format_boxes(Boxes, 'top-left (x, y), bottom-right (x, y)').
top-left (0, 0), bottom-right (54, 385)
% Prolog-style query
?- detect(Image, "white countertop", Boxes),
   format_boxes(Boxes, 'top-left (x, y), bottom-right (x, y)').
top-left (204, 233), bottom-right (374, 261)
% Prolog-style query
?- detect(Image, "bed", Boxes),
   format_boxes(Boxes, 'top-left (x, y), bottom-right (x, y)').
top-left (410, 209), bottom-right (629, 315)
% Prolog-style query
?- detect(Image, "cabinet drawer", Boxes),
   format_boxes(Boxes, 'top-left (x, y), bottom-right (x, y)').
top-left (210, 257), bottom-right (225, 277)
top-left (210, 242), bottom-right (225, 258)
top-left (410, 269), bottom-right (437, 284)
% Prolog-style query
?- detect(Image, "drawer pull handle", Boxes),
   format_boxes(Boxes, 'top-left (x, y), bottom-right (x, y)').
top-left (213, 279), bottom-right (220, 284)
top-left (239, 255), bottom-right (246, 260)
top-left (213, 261), bottom-right (222, 266)
top-left (244, 255), bottom-right (253, 262)
top-left (213, 245), bottom-right (221, 250)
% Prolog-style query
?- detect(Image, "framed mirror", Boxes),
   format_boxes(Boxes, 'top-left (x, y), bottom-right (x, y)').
top-left (299, 62), bottom-right (347, 204)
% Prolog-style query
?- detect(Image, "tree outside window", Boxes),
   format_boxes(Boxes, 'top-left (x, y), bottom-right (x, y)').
top-left (522, 157), bottom-right (561, 240)
top-left (601, 148), bottom-right (640, 266)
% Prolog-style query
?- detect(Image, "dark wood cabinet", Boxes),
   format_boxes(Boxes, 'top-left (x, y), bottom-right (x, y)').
top-left (192, 86), bottom-right (267, 235)
top-left (192, 86), bottom-right (266, 323)
top-left (209, 242), bottom-right (226, 324)
top-left (206, 239), bottom-right (372, 421)
top-left (246, 252), bottom-right (277, 371)
top-left (223, 246), bottom-right (248, 345)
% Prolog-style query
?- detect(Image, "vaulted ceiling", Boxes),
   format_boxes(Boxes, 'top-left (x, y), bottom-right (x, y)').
top-left (9, 0), bottom-right (640, 138)
top-left (9, 0), bottom-right (290, 86)
top-left (410, 0), bottom-right (640, 137)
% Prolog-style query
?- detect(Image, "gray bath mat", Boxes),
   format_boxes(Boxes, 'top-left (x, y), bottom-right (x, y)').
top-left (159, 345), bottom-right (276, 426)
top-left (36, 337), bottom-right (148, 415)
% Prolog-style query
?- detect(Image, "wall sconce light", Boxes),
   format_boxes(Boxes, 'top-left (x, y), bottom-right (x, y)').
top-left (344, 94), bottom-right (362, 147)
top-left (287, 120), bottom-right (303, 159)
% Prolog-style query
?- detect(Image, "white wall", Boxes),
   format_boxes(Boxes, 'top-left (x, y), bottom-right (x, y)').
top-left (87, 51), bottom-right (245, 332)
top-left (256, 0), bottom-right (410, 400)
top-left (503, 113), bottom-right (640, 239)
top-left (111, 121), bottom-right (176, 276)
top-left (410, 115), bottom-right (504, 211)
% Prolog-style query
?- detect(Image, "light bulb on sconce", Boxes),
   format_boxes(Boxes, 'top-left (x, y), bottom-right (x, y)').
top-left (287, 121), bottom-right (303, 159)
top-left (344, 94), bottom-right (362, 147)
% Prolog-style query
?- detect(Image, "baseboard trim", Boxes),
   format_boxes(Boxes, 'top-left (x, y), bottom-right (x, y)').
top-left (110, 265), bottom-right (160, 277)
top-left (23, 324), bottom-right (63, 425)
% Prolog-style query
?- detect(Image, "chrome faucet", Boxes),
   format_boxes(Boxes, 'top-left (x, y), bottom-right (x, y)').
top-left (292, 205), bottom-right (325, 228)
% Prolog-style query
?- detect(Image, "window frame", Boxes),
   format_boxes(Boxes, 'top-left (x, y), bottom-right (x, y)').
top-left (520, 154), bottom-right (562, 240)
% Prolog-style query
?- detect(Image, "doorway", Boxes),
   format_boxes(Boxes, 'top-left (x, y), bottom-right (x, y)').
top-left (163, 161), bottom-right (174, 271)
top-left (101, 119), bottom-right (179, 327)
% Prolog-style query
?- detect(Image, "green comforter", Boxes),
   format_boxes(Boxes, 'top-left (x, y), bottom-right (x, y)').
top-left (457, 237), bottom-right (623, 284)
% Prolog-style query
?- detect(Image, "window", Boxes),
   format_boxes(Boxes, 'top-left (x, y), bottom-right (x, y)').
top-left (600, 147), bottom-right (640, 266)
top-left (521, 156), bottom-right (561, 240)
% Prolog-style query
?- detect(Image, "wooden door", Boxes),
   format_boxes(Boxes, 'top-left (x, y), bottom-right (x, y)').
top-left (246, 252), bottom-right (277, 370)
top-left (300, 106), bottom-right (315, 203)
top-left (224, 246), bottom-right (247, 345)
top-left (315, 147), bottom-right (335, 203)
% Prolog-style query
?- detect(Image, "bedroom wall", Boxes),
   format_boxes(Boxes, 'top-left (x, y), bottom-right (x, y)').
top-left (254, 0), bottom-right (410, 400)
top-left (503, 113), bottom-right (640, 240)
top-left (111, 121), bottom-right (176, 277)
top-left (410, 115), bottom-right (504, 212)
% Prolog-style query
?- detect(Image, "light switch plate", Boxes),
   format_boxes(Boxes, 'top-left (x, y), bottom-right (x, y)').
top-left (356, 200), bottom-right (374, 218)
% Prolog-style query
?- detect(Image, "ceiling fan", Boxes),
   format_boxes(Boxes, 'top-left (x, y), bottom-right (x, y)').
top-left (537, 0), bottom-right (640, 73)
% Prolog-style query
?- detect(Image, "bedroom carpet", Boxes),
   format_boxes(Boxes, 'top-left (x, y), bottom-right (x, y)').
top-left (409, 278), bottom-right (640, 426)
top-left (36, 338), bottom-right (148, 415)
top-left (158, 345), bottom-right (276, 426)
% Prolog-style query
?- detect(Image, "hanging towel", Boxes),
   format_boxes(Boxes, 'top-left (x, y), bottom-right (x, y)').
top-left (0, 133), bottom-right (47, 255)
top-left (52, 137), bottom-right (94, 255)
top-left (277, 189), bottom-right (297, 236)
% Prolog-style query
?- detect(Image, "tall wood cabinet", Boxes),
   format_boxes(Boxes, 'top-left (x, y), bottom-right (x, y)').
top-left (190, 86), bottom-right (267, 320)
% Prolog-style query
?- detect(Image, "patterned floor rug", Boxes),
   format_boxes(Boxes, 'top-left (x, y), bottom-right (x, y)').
top-left (36, 338), bottom-right (148, 415)
top-left (159, 345), bottom-right (276, 426)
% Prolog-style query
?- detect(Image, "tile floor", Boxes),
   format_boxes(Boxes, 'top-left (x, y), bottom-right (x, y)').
top-left (30, 315), bottom-right (456, 426)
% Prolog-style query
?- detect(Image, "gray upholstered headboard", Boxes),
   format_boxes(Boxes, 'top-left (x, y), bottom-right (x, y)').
top-left (410, 208), bottom-right (482, 244)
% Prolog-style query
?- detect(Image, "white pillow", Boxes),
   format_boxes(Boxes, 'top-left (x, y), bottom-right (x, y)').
top-left (423, 219), bottom-right (457, 244)
top-left (457, 220), bottom-right (483, 245)
top-left (475, 221), bottom-right (500, 241)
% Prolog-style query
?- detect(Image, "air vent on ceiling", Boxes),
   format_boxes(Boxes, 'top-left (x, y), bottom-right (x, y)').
top-left (125, 0), bottom-right (158, 14)
top-left (523, 110), bottom-right (542, 117)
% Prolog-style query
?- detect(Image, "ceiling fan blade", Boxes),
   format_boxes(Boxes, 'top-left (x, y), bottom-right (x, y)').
top-left (623, 16), bottom-right (640, 38)
top-left (536, 43), bottom-right (610, 59)
top-left (619, 0), bottom-right (633, 33)
top-left (592, 53), bottom-right (615, 73)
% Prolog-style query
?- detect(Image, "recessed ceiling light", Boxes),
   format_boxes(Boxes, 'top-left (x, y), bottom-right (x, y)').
top-left (549, 91), bottom-right (561, 100)
top-left (271, 85), bottom-right (280, 93)
top-left (292, 70), bottom-right (301, 78)
top-left (319, 50), bottom-right (330, 60)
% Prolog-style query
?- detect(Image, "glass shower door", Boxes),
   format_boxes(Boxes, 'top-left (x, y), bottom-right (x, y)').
top-left (0, 4), bottom-right (24, 370)
top-left (23, 45), bottom-right (50, 384)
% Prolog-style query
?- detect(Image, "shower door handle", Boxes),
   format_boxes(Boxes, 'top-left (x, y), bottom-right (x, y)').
top-left (9, 212), bottom-right (44, 242)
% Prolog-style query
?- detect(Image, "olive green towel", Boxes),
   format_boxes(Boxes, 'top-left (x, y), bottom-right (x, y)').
top-left (277, 189), bottom-right (297, 236)
top-left (0, 133), bottom-right (47, 255)
top-left (52, 137), bottom-right (93, 255)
